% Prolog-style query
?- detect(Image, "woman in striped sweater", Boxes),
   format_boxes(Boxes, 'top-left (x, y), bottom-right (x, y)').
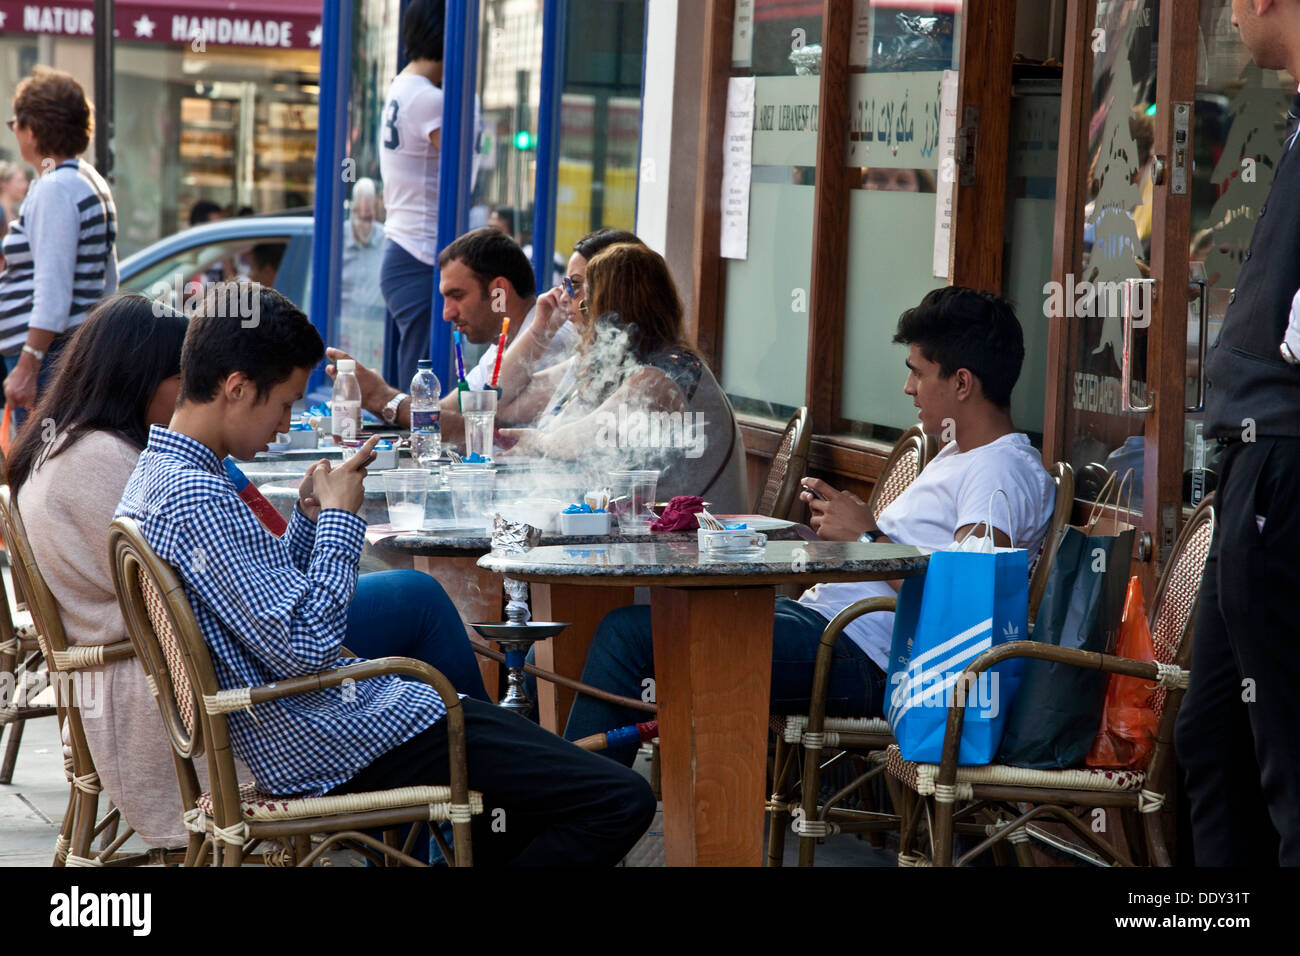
top-left (0, 66), bottom-right (117, 417)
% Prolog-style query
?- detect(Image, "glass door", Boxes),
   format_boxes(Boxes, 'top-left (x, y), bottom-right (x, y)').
top-left (1186, 0), bottom-right (1295, 508)
top-left (1058, 0), bottom-right (1159, 508)
top-left (1050, 0), bottom-right (1199, 577)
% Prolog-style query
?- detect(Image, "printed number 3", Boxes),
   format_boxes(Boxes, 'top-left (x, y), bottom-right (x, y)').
top-left (383, 101), bottom-right (400, 150)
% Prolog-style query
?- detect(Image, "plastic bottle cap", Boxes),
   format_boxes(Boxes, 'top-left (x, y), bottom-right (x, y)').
top-left (337, 359), bottom-right (356, 374)
top-left (417, 359), bottom-right (432, 368)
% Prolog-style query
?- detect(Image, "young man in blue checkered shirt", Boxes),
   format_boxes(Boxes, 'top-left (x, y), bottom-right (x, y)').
top-left (116, 284), bottom-right (654, 866)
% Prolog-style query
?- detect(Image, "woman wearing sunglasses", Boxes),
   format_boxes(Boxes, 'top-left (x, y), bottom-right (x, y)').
top-left (495, 240), bottom-right (748, 512)
top-left (0, 67), bottom-right (117, 417)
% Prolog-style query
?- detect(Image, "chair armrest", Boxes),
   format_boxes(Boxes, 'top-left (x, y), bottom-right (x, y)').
top-left (51, 639), bottom-right (135, 671)
top-left (203, 656), bottom-right (459, 714)
top-left (805, 596), bottom-right (898, 733)
top-left (931, 641), bottom-right (1188, 787)
top-left (202, 656), bottom-right (472, 810)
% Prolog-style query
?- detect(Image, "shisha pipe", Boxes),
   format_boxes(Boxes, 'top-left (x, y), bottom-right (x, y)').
top-left (469, 512), bottom-right (569, 717)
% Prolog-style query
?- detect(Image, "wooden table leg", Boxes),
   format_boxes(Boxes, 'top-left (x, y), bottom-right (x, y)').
top-left (530, 584), bottom-right (637, 733)
top-left (412, 555), bottom-right (501, 702)
top-left (651, 585), bottom-right (774, 867)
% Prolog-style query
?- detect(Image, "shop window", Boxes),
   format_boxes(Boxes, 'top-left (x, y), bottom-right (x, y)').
top-left (554, 0), bottom-right (645, 258)
top-left (839, 3), bottom-right (960, 444)
top-left (719, 0), bottom-right (822, 422)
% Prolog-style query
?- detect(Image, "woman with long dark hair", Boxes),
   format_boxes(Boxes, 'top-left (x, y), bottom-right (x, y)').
top-left (11, 294), bottom-right (488, 851)
top-left (497, 242), bottom-right (748, 511)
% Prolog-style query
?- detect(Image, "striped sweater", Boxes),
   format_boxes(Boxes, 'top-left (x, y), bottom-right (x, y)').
top-left (0, 159), bottom-right (118, 354)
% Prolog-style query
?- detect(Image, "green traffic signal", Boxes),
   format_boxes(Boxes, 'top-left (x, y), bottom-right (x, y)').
top-left (514, 129), bottom-right (534, 151)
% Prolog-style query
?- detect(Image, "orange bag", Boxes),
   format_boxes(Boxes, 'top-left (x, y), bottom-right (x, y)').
top-left (0, 406), bottom-right (11, 459)
top-left (1086, 576), bottom-right (1159, 769)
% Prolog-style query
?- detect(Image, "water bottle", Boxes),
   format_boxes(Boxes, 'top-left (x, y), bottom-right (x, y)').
top-left (331, 359), bottom-right (362, 447)
top-left (409, 358), bottom-right (442, 468)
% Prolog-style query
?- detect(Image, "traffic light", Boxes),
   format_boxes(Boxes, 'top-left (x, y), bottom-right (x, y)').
top-left (514, 129), bottom-right (535, 151)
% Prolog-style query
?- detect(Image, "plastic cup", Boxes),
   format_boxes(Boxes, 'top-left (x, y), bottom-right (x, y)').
top-left (383, 469), bottom-right (430, 530)
top-left (460, 388), bottom-right (498, 460)
top-left (448, 466), bottom-right (498, 527)
top-left (609, 469), bottom-right (659, 535)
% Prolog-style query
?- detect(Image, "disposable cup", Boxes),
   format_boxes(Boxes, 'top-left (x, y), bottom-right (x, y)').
top-left (383, 469), bottom-right (430, 530)
top-left (608, 469), bottom-right (659, 535)
top-left (460, 388), bottom-right (498, 460)
top-left (448, 467), bottom-right (498, 527)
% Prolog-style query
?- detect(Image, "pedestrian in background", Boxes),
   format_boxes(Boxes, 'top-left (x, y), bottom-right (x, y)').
top-left (379, 0), bottom-right (446, 390)
top-left (0, 159), bottom-right (30, 237)
top-left (0, 67), bottom-right (117, 419)
top-left (1175, 1), bottom-right (1300, 866)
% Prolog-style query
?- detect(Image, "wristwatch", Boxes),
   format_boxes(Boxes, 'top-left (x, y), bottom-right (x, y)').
top-left (858, 529), bottom-right (882, 543)
top-left (21, 344), bottom-right (45, 361)
top-left (1282, 341), bottom-right (1300, 367)
top-left (381, 392), bottom-right (409, 424)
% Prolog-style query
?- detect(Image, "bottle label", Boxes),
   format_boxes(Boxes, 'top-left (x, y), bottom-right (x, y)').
top-left (331, 400), bottom-right (361, 445)
top-left (411, 409), bottom-right (440, 431)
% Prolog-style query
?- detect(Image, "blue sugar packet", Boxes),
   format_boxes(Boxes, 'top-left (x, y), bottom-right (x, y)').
top-left (723, 522), bottom-right (748, 530)
top-left (463, 452), bottom-right (491, 464)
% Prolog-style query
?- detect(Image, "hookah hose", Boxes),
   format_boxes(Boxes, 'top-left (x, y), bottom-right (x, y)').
top-left (223, 458), bottom-right (289, 536)
top-left (573, 720), bottom-right (659, 753)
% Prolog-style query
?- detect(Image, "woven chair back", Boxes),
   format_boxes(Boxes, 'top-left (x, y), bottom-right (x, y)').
top-left (753, 407), bottom-right (811, 519)
top-left (1147, 495), bottom-right (1215, 719)
top-left (0, 487), bottom-right (103, 774)
top-left (109, 517), bottom-right (209, 760)
top-left (0, 487), bottom-right (70, 659)
top-left (867, 425), bottom-right (937, 522)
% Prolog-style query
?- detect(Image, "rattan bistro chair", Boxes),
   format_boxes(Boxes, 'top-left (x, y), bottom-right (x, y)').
top-left (765, 428), bottom-right (938, 866)
top-left (753, 407), bottom-right (811, 520)
top-left (108, 517), bottom-right (483, 867)
top-left (887, 494), bottom-right (1214, 867)
top-left (867, 425), bottom-right (939, 522)
top-left (0, 488), bottom-right (168, 865)
top-left (0, 449), bottom-right (55, 785)
top-left (766, 461), bottom-right (1075, 867)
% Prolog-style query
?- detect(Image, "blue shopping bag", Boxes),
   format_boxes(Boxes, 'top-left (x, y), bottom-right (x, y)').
top-left (886, 546), bottom-right (1029, 765)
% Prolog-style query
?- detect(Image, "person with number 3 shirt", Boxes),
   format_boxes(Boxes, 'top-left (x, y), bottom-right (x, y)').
top-left (378, 0), bottom-right (446, 391)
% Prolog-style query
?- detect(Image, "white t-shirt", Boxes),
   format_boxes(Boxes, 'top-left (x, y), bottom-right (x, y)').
top-left (379, 74), bottom-right (443, 265)
top-left (798, 432), bottom-right (1055, 672)
top-left (464, 304), bottom-right (580, 390)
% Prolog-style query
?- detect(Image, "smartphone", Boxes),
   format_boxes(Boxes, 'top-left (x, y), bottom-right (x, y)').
top-left (801, 482), bottom-right (828, 501)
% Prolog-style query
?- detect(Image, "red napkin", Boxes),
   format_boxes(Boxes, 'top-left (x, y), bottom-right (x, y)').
top-left (651, 495), bottom-right (705, 532)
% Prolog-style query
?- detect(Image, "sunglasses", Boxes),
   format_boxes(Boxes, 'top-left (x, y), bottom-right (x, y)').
top-left (5, 118), bottom-right (17, 132)
top-left (561, 275), bottom-right (584, 299)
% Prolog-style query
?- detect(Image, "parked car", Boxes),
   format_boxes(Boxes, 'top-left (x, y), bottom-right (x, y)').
top-left (119, 213), bottom-right (386, 388)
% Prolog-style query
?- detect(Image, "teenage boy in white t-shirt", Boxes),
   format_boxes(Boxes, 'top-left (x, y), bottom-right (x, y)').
top-left (564, 286), bottom-right (1056, 765)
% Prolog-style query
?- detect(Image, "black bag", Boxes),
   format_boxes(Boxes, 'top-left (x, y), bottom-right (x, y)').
top-left (997, 471), bottom-right (1135, 769)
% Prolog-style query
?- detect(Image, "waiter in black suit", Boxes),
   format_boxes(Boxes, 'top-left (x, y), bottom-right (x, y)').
top-left (1175, 0), bottom-right (1300, 866)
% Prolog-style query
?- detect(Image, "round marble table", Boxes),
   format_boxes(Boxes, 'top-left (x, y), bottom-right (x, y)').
top-left (478, 540), bottom-right (929, 868)
top-left (374, 525), bottom-right (808, 728)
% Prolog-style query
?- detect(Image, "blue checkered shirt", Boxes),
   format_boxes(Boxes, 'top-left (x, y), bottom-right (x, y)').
top-left (116, 425), bottom-right (444, 796)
